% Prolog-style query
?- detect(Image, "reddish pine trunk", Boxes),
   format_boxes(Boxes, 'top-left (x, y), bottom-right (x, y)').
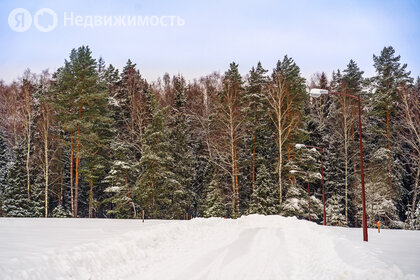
top-left (386, 107), bottom-right (392, 199)
top-left (70, 132), bottom-right (74, 214)
top-left (74, 106), bottom-right (81, 218)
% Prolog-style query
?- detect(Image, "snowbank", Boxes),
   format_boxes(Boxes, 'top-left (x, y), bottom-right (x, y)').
top-left (0, 215), bottom-right (419, 279)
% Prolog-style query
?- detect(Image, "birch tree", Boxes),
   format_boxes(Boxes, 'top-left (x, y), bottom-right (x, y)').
top-left (267, 56), bottom-right (306, 207)
top-left (214, 62), bottom-right (243, 217)
top-left (399, 82), bottom-right (420, 227)
top-left (21, 70), bottom-right (36, 200)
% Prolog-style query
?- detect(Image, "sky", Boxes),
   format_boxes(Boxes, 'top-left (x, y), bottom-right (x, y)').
top-left (1, 0), bottom-right (419, 84)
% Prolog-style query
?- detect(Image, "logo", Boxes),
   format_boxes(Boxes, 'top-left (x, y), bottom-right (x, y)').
top-left (8, 8), bottom-right (57, 32)
top-left (34, 8), bottom-right (57, 32)
top-left (8, 8), bottom-right (32, 32)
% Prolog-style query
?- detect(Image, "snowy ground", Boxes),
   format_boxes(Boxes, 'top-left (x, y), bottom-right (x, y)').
top-left (0, 215), bottom-right (419, 280)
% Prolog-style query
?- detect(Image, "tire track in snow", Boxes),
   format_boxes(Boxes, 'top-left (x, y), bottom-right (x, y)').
top-left (141, 221), bottom-right (293, 280)
top-left (135, 216), bottom-right (416, 280)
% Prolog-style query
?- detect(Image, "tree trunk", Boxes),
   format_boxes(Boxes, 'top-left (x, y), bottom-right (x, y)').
top-left (126, 175), bottom-right (132, 218)
top-left (26, 132), bottom-right (31, 200)
top-left (44, 118), bottom-right (49, 218)
top-left (24, 89), bottom-right (32, 201)
top-left (352, 105), bottom-right (358, 226)
top-left (278, 108), bottom-right (283, 206)
top-left (74, 105), bottom-right (81, 218)
top-left (59, 169), bottom-right (63, 206)
top-left (251, 118), bottom-right (257, 193)
top-left (89, 179), bottom-right (93, 218)
top-left (233, 134), bottom-right (240, 214)
top-left (229, 106), bottom-right (236, 217)
top-left (343, 97), bottom-right (349, 224)
top-left (70, 132), bottom-right (74, 214)
top-left (386, 106), bottom-right (392, 199)
top-left (230, 131), bottom-right (236, 216)
top-left (412, 164), bottom-right (420, 215)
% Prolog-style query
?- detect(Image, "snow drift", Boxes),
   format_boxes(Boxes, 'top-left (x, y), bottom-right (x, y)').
top-left (0, 215), bottom-right (419, 279)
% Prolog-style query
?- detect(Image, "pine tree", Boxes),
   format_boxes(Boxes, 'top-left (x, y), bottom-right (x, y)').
top-left (82, 59), bottom-right (114, 218)
top-left (54, 46), bottom-right (113, 217)
top-left (248, 164), bottom-right (278, 215)
top-left (2, 141), bottom-right (32, 217)
top-left (367, 46), bottom-right (413, 224)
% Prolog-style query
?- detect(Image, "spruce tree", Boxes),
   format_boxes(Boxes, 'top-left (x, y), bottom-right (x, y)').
top-left (340, 60), bottom-right (364, 225)
top-left (52, 205), bottom-right (72, 217)
top-left (2, 141), bottom-right (32, 217)
top-left (330, 70), bottom-right (342, 92)
top-left (168, 75), bottom-right (195, 215)
top-left (31, 170), bottom-right (46, 217)
top-left (135, 92), bottom-right (184, 219)
top-left (242, 62), bottom-right (271, 204)
top-left (319, 72), bottom-right (329, 89)
top-left (0, 130), bottom-right (9, 216)
top-left (323, 116), bottom-right (347, 226)
top-left (103, 141), bottom-right (137, 218)
top-left (326, 194), bottom-right (346, 226)
top-left (248, 164), bottom-right (278, 215)
top-left (342, 59), bottom-right (364, 93)
top-left (115, 60), bottom-right (147, 145)
top-left (414, 202), bottom-right (420, 230)
top-left (203, 171), bottom-right (226, 218)
top-left (282, 147), bottom-right (323, 221)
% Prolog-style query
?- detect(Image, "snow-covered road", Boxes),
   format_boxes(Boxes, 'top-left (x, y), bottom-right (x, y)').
top-left (1, 215), bottom-right (419, 280)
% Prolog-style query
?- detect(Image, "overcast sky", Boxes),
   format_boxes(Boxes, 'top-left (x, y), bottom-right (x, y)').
top-left (1, 0), bottom-right (419, 83)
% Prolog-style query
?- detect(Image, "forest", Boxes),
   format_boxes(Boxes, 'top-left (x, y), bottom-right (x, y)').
top-left (0, 45), bottom-right (419, 229)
